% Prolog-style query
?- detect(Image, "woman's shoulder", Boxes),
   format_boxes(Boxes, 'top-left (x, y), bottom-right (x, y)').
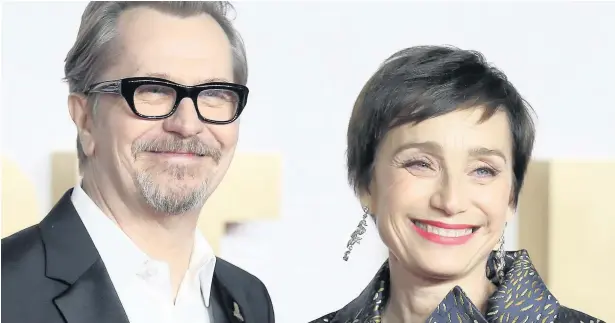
top-left (308, 312), bottom-right (337, 323)
top-left (306, 288), bottom-right (380, 323)
top-left (556, 306), bottom-right (604, 323)
top-left (307, 263), bottom-right (391, 323)
top-left (308, 306), bottom-right (604, 323)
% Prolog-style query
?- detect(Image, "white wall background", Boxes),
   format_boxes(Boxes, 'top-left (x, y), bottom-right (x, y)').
top-left (2, 2), bottom-right (615, 322)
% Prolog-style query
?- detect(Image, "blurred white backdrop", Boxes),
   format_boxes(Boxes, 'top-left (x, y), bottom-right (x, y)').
top-left (2, 1), bottom-right (615, 322)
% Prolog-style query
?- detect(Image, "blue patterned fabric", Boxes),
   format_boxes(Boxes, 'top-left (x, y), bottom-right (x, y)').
top-left (311, 250), bottom-right (601, 323)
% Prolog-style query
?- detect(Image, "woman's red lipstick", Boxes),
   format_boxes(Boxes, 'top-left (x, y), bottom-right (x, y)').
top-left (411, 219), bottom-right (477, 245)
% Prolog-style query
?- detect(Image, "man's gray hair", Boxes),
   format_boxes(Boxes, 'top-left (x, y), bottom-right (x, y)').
top-left (64, 1), bottom-right (248, 171)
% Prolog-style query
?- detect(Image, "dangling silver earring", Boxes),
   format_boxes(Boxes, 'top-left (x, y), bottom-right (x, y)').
top-left (343, 206), bottom-right (370, 261)
top-left (494, 227), bottom-right (506, 283)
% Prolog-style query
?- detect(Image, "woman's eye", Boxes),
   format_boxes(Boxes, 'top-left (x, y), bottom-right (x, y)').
top-left (405, 160), bottom-right (432, 169)
top-left (474, 167), bottom-right (497, 177)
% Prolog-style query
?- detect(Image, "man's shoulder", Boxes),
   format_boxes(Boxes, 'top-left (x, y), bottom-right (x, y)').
top-left (2, 224), bottom-right (48, 287)
top-left (2, 224), bottom-right (44, 270)
top-left (556, 306), bottom-right (604, 323)
top-left (1, 224), bottom-right (51, 306)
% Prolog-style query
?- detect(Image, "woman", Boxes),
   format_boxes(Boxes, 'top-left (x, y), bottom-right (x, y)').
top-left (311, 46), bottom-right (602, 323)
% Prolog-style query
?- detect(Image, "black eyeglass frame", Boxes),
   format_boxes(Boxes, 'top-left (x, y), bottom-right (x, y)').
top-left (83, 77), bottom-right (249, 124)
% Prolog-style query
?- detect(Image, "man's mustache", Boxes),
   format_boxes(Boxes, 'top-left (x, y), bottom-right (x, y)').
top-left (132, 137), bottom-right (222, 163)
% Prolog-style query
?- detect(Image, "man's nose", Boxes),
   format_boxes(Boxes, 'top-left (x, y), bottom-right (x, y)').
top-left (162, 98), bottom-right (205, 138)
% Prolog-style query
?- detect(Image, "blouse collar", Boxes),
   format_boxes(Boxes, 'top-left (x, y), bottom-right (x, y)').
top-left (334, 250), bottom-right (560, 323)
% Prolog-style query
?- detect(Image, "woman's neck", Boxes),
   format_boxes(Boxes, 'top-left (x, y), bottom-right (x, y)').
top-left (383, 256), bottom-right (496, 323)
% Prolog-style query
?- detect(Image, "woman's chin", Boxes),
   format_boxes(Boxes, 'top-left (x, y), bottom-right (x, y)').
top-left (413, 263), bottom-right (467, 281)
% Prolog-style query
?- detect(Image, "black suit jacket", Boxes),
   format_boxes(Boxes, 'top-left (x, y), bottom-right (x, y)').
top-left (2, 190), bottom-right (275, 323)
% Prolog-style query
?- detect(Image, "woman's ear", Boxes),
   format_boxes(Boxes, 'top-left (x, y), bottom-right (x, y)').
top-left (358, 189), bottom-right (373, 214)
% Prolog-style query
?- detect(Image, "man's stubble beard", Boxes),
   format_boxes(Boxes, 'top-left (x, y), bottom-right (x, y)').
top-left (135, 164), bottom-right (210, 216)
top-left (130, 135), bottom-right (224, 216)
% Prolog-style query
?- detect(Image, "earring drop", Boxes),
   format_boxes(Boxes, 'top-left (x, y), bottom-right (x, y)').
top-left (343, 206), bottom-right (370, 261)
top-left (494, 223), bottom-right (507, 283)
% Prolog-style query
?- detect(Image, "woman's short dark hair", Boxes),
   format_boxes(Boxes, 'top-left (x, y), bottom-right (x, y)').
top-left (347, 45), bottom-right (535, 207)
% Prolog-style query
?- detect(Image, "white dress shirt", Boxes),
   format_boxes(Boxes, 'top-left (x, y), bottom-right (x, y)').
top-left (71, 186), bottom-right (216, 323)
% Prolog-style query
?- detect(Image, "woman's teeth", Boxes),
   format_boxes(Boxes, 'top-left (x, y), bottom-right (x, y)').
top-left (413, 221), bottom-right (474, 237)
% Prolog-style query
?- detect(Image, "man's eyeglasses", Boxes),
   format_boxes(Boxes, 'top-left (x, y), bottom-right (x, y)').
top-left (83, 77), bottom-right (249, 124)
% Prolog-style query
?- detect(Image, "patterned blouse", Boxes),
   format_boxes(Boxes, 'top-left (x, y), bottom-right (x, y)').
top-left (310, 250), bottom-right (602, 323)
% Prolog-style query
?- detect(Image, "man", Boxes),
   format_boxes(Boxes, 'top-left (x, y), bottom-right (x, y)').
top-left (2, 2), bottom-right (274, 323)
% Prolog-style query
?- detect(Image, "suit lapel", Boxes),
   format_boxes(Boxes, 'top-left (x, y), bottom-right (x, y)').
top-left (210, 282), bottom-right (231, 323)
top-left (53, 259), bottom-right (130, 323)
top-left (210, 266), bottom-right (252, 323)
top-left (40, 189), bottom-right (129, 323)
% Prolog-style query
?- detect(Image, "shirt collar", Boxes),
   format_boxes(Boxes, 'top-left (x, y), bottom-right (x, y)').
top-left (333, 250), bottom-right (560, 323)
top-left (71, 185), bottom-right (217, 306)
top-left (71, 185), bottom-right (148, 278)
top-left (192, 229), bottom-right (217, 307)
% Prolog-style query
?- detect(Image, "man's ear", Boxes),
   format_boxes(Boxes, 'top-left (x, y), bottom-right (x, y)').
top-left (68, 93), bottom-right (95, 158)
